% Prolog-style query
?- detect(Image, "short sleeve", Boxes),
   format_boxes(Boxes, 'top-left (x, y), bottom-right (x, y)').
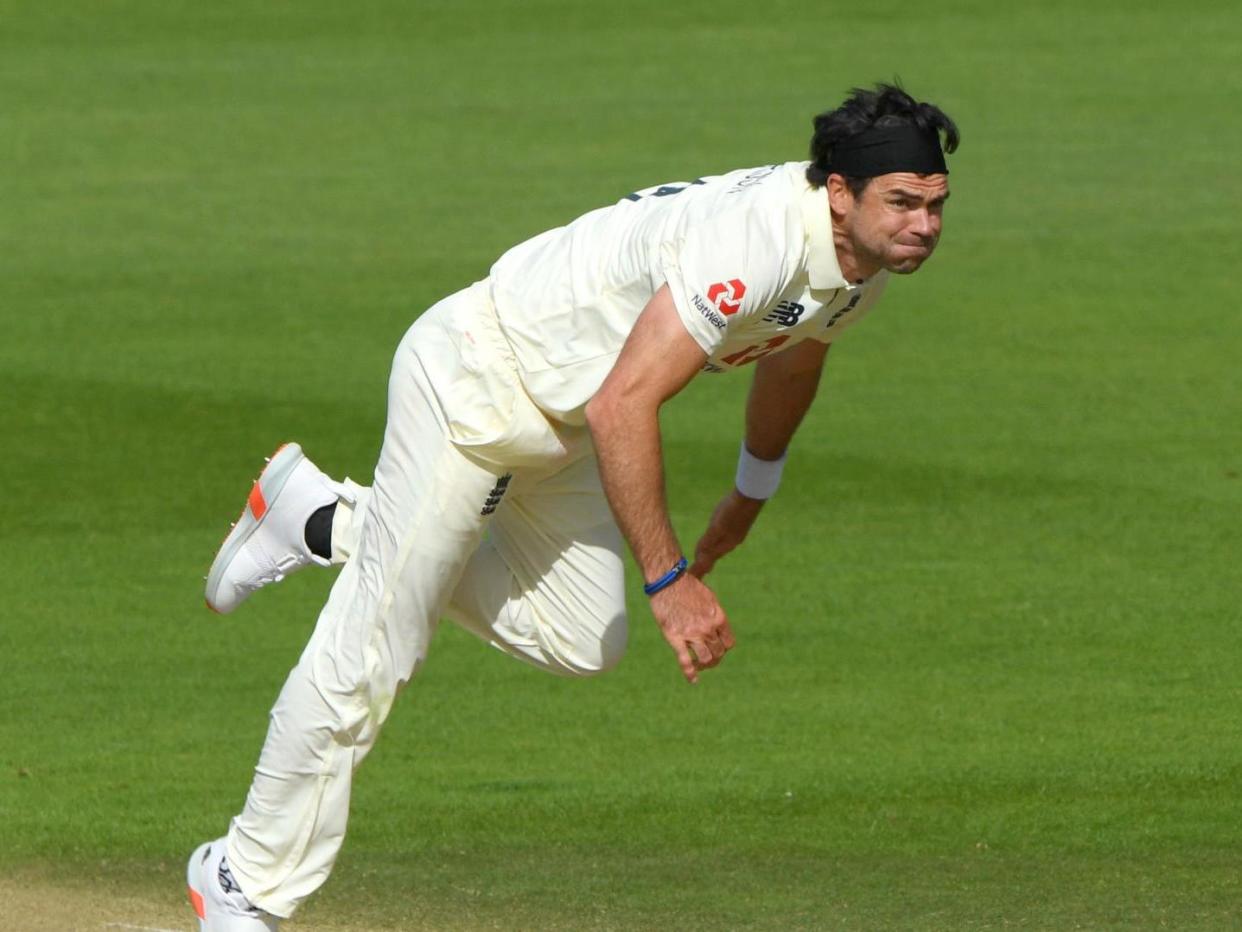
top-left (660, 213), bottom-right (790, 355)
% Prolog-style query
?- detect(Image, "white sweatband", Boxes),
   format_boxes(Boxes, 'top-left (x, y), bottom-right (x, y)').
top-left (734, 443), bottom-right (786, 500)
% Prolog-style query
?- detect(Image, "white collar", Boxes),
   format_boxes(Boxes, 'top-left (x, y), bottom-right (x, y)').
top-left (799, 182), bottom-right (851, 291)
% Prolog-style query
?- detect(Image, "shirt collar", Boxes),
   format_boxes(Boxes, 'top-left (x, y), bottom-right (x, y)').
top-left (799, 181), bottom-right (850, 291)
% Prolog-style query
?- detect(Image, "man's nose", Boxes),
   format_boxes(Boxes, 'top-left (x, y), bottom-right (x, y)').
top-left (909, 208), bottom-right (937, 238)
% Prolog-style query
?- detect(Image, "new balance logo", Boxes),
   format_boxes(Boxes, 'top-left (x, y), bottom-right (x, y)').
top-left (823, 294), bottom-right (862, 330)
top-left (763, 301), bottom-right (804, 327)
top-left (480, 474), bottom-right (512, 516)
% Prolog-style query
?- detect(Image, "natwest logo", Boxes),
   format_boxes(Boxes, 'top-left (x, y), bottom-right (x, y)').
top-left (706, 279), bottom-right (746, 316)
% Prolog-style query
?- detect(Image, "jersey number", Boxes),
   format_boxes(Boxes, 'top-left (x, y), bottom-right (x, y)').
top-left (624, 179), bottom-right (706, 202)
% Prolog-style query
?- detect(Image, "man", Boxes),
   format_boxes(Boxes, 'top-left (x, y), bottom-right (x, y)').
top-left (187, 83), bottom-right (958, 930)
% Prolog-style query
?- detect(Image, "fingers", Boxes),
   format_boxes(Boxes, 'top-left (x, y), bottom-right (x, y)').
top-left (654, 575), bottom-right (734, 683)
top-left (688, 625), bottom-right (734, 671)
top-left (674, 633), bottom-right (727, 681)
top-left (675, 642), bottom-right (699, 684)
top-left (688, 640), bottom-right (714, 670)
top-left (690, 536), bottom-right (715, 578)
top-left (692, 538), bottom-right (741, 578)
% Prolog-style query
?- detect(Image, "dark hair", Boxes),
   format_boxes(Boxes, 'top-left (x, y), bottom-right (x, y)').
top-left (806, 83), bottom-right (960, 193)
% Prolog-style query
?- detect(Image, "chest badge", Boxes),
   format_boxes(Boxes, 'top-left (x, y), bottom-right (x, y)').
top-left (706, 279), bottom-right (747, 316)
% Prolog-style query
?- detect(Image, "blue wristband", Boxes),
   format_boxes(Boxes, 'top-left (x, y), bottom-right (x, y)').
top-left (643, 556), bottom-right (689, 596)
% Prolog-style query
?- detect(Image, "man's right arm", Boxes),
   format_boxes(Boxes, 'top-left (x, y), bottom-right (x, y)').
top-left (584, 285), bottom-right (736, 683)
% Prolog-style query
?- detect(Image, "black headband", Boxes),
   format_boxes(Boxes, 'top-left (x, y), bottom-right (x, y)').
top-left (827, 124), bottom-right (948, 178)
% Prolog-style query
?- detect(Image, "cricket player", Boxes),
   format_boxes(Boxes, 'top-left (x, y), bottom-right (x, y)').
top-left (187, 83), bottom-right (958, 930)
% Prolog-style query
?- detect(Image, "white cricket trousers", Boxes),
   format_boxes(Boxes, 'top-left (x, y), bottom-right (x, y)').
top-left (224, 282), bottom-right (627, 919)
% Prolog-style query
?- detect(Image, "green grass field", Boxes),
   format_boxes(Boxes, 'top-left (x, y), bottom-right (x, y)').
top-left (3, 1), bottom-right (1241, 928)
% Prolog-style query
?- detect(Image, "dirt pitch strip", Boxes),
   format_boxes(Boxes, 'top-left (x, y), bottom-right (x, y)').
top-left (0, 875), bottom-right (572, 932)
top-left (0, 876), bottom-right (404, 932)
top-left (0, 876), bottom-right (186, 932)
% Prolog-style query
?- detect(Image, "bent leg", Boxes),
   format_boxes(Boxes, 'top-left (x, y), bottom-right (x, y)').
top-left (446, 451), bottom-right (629, 677)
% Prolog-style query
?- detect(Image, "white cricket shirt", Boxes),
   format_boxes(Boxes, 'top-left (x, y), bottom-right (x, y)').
top-left (488, 161), bottom-right (889, 424)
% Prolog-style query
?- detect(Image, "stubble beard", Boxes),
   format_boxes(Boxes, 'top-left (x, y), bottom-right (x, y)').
top-left (884, 240), bottom-right (935, 275)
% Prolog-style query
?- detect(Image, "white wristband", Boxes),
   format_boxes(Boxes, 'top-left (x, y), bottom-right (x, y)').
top-left (734, 443), bottom-right (786, 500)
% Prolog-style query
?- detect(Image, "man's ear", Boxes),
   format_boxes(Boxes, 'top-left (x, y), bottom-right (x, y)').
top-left (826, 173), bottom-right (854, 218)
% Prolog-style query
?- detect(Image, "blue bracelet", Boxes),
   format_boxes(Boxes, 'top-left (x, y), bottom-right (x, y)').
top-left (643, 556), bottom-right (689, 596)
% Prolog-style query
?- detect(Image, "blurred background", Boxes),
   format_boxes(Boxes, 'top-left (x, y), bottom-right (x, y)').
top-left (2, 1), bottom-right (1240, 928)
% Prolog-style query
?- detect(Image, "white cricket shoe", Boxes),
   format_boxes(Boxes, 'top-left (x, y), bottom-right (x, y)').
top-left (187, 837), bottom-right (279, 931)
top-left (205, 442), bottom-right (349, 614)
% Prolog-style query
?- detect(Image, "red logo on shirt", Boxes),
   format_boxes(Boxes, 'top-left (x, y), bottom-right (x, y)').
top-left (706, 279), bottom-right (746, 316)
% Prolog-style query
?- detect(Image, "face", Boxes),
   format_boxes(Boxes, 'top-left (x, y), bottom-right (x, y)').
top-left (830, 172), bottom-right (950, 277)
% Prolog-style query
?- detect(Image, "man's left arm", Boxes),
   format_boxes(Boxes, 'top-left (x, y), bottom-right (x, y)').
top-left (690, 338), bottom-right (830, 577)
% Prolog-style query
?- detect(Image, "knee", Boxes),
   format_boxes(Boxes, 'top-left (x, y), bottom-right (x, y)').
top-left (552, 609), bottom-right (627, 678)
top-left (299, 627), bottom-right (407, 738)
